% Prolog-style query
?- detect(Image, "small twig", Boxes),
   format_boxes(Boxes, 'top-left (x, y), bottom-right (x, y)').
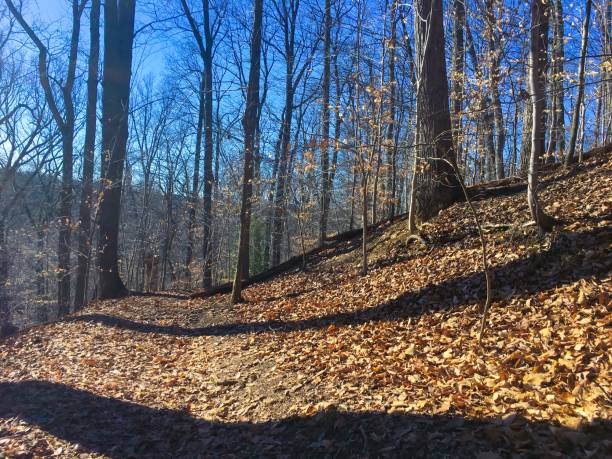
top-left (425, 157), bottom-right (493, 346)
top-left (405, 234), bottom-right (428, 247)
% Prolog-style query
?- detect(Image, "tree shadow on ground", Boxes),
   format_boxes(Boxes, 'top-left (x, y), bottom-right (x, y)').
top-left (0, 380), bottom-right (609, 458)
top-left (67, 226), bottom-right (610, 338)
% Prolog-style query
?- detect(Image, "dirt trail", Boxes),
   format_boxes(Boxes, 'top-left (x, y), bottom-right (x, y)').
top-left (0, 152), bottom-right (610, 458)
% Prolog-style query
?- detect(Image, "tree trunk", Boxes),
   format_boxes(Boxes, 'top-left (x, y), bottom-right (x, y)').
top-left (270, 1), bottom-right (300, 267)
top-left (57, 134), bottom-right (73, 314)
top-left (485, 0), bottom-right (505, 180)
top-left (385, 0), bottom-right (398, 219)
top-left (201, 0), bottom-right (215, 289)
top-left (184, 77), bottom-right (204, 287)
top-left (97, 0), bottom-right (136, 299)
top-left (546, 0), bottom-right (564, 160)
top-left (360, 173), bottom-right (368, 276)
top-left (527, 0), bottom-right (554, 233)
top-left (451, 0), bottom-right (465, 163)
top-left (271, 85), bottom-right (293, 267)
top-left (565, 0), bottom-right (592, 165)
top-left (465, 14), bottom-right (495, 183)
top-left (520, 97), bottom-right (532, 171)
top-left (318, 0), bottom-right (332, 244)
top-left (179, 0), bottom-right (215, 289)
top-left (74, 0), bottom-right (100, 310)
top-left (232, 0), bottom-right (263, 304)
top-left (600, 3), bottom-right (612, 144)
top-left (0, 218), bottom-right (10, 334)
top-left (413, 0), bottom-right (461, 221)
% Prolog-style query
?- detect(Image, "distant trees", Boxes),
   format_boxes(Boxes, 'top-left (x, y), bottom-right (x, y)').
top-left (6, 0), bottom-right (86, 314)
top-left (97, 0), bottom-right (136, 299)
top-left (0, 7), bottom-right (53, 331)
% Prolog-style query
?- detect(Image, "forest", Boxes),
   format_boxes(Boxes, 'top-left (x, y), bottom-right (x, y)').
top-left (0, 0), bottom-right (611, 456)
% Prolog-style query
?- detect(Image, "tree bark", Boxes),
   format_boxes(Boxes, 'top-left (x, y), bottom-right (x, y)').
top-left (0, 218), bottom-right (10, 334)
top-left (202, 16), bottom-right (214, 289)
top-left (565, 0), bottom-right (592, 165)
top-left (451, 0), bottom-right (465, 164)
top-left (180, 0), bottom-right (215, 289)
top-left (412, 0), bottom-right (461, 221)
top-left (318, 0), bottom-right (332, 244)
top-left (184, 77), bottom-right (204, 286)
top-left (271, 0), bottom-right (301, 267)
top-left (232, 0), bottom-right (263, 304)
top-left (527, 0), bottom-right (554, 232)
top-left (97, 0), bottom-right (136, 299)
top-left (74, 0), bottom-right (100, 310)
top-left (519, 97), bottom-right (532, 171)
top-left (485, 0), bottom-right (505, 180)
top-left (385, 0), bottom-right (398, 219)
top-left (546, 0), bottom-right (565, 160)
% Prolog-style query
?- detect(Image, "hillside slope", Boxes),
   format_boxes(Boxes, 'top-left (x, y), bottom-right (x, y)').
top-left (1, 152), bottom-right (611, 458)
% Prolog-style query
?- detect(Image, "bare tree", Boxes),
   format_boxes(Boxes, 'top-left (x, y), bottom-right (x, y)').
top-left (385, 0), bottom-right (399, 219)
top-left (527, 0), bottom-right (554, 232)
top-left (179, 0), bottom-right (222, 289)
top-left (450, 0), bottom-right (465, 163)
top-left (485, 0), bottom-right (505, 179)
top-left (231, 0), bottom-right (263, 303)
top-left (411, 0), bottom-right (461, 222)
top-left (318, 0), bottom-right (332, 244)
top-left (97, 0), bottom-right (137, 299)
top-left (546, 0), bottom-right (564, 160)
top-left (564, 0), bottom-right (593, 165)
top-left (74, 0), bottom-right (100, 310)
top-left (6, 0), bottom-right (87, 314)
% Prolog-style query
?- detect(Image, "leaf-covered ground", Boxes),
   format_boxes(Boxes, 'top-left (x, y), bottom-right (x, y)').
top-left (1, 153), bottom-right (611, 458)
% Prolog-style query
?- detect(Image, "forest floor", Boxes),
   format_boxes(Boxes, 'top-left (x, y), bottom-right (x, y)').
top-left (1, 151), bottom-right (611, 458)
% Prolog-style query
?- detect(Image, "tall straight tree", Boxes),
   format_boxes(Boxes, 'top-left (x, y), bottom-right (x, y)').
top-left (180, 0), bottom-right (218, 289)
top-left (484, 0), bottom-right (504, 179)
top-left (74, 0), bottom-right (100, 310)
top-left (184, 77), bottom-right (204, 286)
top-left (97, 0), bottom-right (136, 298)
top-left (231, 0), bottom-right (263, 304)
top-left (6, 0), bottom-right (86, 314)
top-left (451, 0), bottom-right (465, 163)
top-left (385, 0), bottom-right (398, 219)
top-left (546, 0), bottom-right (564, 159)
top-left (318, 0), bottom-right (332, 244)
top-left (412, 0), bottom-right (461, 221)
top-left (564, 0), bottom-right (592, 165)
top-left (527, 0), bottom-right (554, 232)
